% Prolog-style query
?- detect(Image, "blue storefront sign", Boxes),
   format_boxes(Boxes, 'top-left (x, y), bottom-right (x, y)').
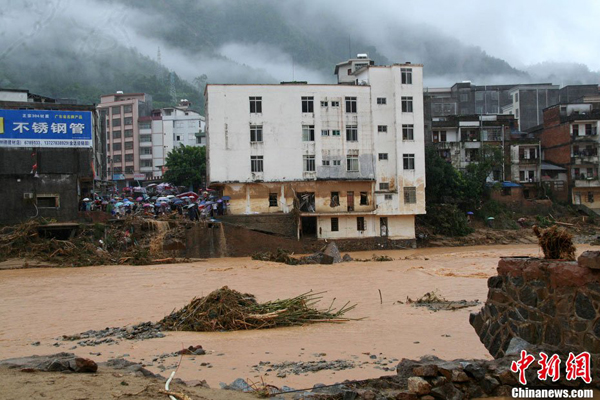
top-left (112, 174), bottom-right (125, 181)
top-left (0, 109), bottom-right (93, 148)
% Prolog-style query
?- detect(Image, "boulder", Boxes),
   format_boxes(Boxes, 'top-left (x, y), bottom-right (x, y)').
top-left (323, 242), bottom-right (343, 263)
top-left (578, 251), bottom-right (600, 270)
top-left (407, 377), bottom-right (431, 395)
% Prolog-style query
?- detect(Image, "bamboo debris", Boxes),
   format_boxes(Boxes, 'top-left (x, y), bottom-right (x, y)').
top-left (159, 286), bottom-right (356, 332)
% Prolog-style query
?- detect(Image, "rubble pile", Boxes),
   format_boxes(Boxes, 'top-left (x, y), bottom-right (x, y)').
top-left (251, 242), bottom-right (353, 265)
top-left (61, 322), bottom-right (165, 346)
top-left (0, 217), bottom-right (190, 267)
top-left (160, 286), bottom-right (356, 332)
top-left (533, 224), bottom-right (576, 260)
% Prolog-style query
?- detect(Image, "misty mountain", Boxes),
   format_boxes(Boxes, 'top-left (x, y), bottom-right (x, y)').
top-left (1, 0), bottom-right (598, 110)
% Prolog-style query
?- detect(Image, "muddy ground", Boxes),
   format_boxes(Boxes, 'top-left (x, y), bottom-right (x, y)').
top-left (0, 244), bottom-right (596, 399)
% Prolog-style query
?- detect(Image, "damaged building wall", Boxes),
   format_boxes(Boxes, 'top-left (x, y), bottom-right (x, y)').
top-left (206, 61), bottom-right (425, 241)
top-left (317, 214), bottom-right (414, 240)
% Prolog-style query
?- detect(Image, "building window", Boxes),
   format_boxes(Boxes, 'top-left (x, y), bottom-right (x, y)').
top-left (123, 105), bottom-right (132, 113)
top-left (573, 125), bottom-right (579, 135)
top-left (321, 129), bottom-right (329, 136)
top-left (113, 155), bottom-right (122, 163)
top-left (125, 142), bottom-right (133, 150)
top-left (401, 97), bottom-right (413, 112)
top-left (113, 143), bottom-right (121, 151)
top-left (141, 147), bottom-right (152, 155)
top-left (302, 96), bottom-right (314, 113)
top-left (322, 160), bottom-right (330, 166)
top-left (176, 135), bottom-right (181, 141)
top-left (332, 130), bottom-right (341, 136)
top-left (401, 68), bottom-right (412, 84)
top-left (515, 93), bottom-right (519, 102)
top-left (403, 154), bottom-right (415, 170)
top-left (333, 159), bottom-right (341, 166)
top-left (440, 131), bottom-right (447, 142)
top-left (404, 187), bottom-right (417, 204)
top-left (586, 124), bottom-right (594, 136)
top-left (384, 194), bottom-right (393, 200)
top-left (347, 150), bottom-right (359, 171)
top-left (377, 97), bottom-right (387, 105)
top-left (331, 101), bottom-right (340, 107)
top-left (37, 195), bottom-right (59, 208)
top-left (515, 109), bottom-right (519, 119)
top-left (125, 154), bottom-right (134, 162)
top-left (589, 192), bottom-right (595, 203)
top-left (124, 129), bottom-right (133, 137)
top-left (139, 122), bottom-right (151, 129)
top-left (402, 124), bottom-right (414, 140)
top-left (112, 130), bottom-right (121, 139)
top-left (111, 106), bottom-right (121, 115)
top-left (113, 167), bottom-right (122, 174)
top-left (269, 193), bottom-right (278, 207)
top-left (125, 167), bottom-right (134, 174)
top-left (139, 135), bottom-right (152, 142)
top-left (357, 217), bottom-right (365, 231)
top-left (379, 182), bottom-right (390, 190)
top-left (378, 125), bottom-right (387, 133)
top-left (360, 192), bottom-right (368, 205)
top-left (302, 125), bottom-right (315, 141)
top-left (250, 96), bottom-right (262, 113)
top-left (321, 101), bottom-right (328, 107)
top-left (303, 155), bottom-right (316, 172)
top-left (346, 125), bottom-right (358, 141)
top-left (112, 118), bottom-right (121, 127)
top-left (345, 97), bottom-right (357, 113)
top-left (330, 192), bottom-right (340, 207)
top-left (141, 160), bottom-right (152, 167)
top-left (378, 153), bottom-right (388, 160)
top-left (250, 125), bottom-right (263, 142)
top-left (124, 117), bottom-right (133, 125)
top-left (251, 155), bottom-right (263, 172)
top-left (331, 217), bottom-right (339, 232)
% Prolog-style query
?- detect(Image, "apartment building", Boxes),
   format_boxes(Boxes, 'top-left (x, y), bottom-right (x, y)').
top-left (540, 102), bottom-right (600, 209)
top-left (206, 57), bottom-right (425, 242)
top-left (98, 93), bottom-right (204, 186)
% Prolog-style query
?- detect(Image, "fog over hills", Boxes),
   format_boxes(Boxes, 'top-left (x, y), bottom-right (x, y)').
top-left (0, 0), bottom-right (597, 109)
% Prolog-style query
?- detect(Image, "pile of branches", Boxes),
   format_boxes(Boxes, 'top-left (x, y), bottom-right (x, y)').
top-left (533, 225), bottom-right (576, 261)
top-left (0, 218), bottom-right (154, 266)
top-left (160, 286), bottom-right (356, 331)
top-left (251, 249), bottom-right (300, 265)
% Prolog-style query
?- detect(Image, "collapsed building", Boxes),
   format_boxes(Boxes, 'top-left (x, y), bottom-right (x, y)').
top-left (205, 56), bottom-right (426, 245)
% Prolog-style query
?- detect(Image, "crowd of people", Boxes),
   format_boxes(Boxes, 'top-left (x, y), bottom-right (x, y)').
top-left (79, 183), bottom-right (229, 221)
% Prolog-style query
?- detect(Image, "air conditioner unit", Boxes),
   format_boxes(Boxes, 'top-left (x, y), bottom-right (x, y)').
top-left (23, 193), bottom-right (34, 200)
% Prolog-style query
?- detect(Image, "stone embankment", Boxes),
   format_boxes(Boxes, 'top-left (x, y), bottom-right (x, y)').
top-left (470, 251), bottom-right (600, 379)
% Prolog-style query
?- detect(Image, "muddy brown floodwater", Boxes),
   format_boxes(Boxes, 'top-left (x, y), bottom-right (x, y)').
top-left (0, 244), bottom-right (590, 391)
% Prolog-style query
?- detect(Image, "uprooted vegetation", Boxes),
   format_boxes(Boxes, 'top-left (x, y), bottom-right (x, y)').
top-left (160, 286), bottom-right (357, 331)
top-left (533, 225), bottom-right (576, 261)
top-left (0, 218), bottom-right (188, 267)
top-left (406, 290), bottom-right (480, 312)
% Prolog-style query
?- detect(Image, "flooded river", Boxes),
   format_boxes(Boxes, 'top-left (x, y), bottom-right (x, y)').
top-left (0, 244), bottom-right (580, 390)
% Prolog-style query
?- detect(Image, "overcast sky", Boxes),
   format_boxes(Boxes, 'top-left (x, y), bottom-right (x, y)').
top-left (331, 0), bottom-right (600, 70)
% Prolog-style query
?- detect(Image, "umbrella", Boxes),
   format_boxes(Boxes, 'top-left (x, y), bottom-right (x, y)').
top-left (222, 196), bottom-right (231, 200)
top-left (217, 199), bottom-right (223, 203)
top-left (205, 201), bottom-right (215, 205)
top-left (466, 211), bottom-right (474, 215)
top-left (101, 201), bottom-right (108, 205)
top-left (143, 203), bottom-right (153, 208)
top-left (136, 197), bottom-right (143, 202)
top-left (110, 199), bottom-right (117, 203)
top-left (156, 197), bottom-right (169, 202)
top-left (83, 198), bottom-right (90, 201)
top-left (487, 217), bottom-right (495, 220)
top-left (167, 195), bottom-right (175, 199)
top-left (173, 199), bottom-right (184, 205)
top-left (115, 202), bottom-right (124, 207)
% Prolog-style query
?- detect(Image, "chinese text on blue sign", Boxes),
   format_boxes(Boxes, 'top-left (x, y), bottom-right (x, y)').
top-left (0, 109), bottom-right (93, 148)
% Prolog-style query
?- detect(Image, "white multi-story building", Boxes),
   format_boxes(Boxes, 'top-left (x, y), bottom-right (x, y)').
top-left (206, 57), bottom-right (426, 242)
top-left (99, 94), bottom-right (205, 185)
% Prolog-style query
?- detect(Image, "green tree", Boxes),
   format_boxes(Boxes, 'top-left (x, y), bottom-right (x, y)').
top-left (424, 146), bottom-right (461, 204)
top-left (163, 145), bottom-right (206, 190)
